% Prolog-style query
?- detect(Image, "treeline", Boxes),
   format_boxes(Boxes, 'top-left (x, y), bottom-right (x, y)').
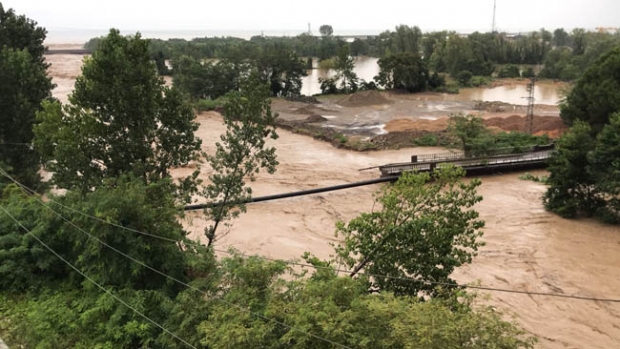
top-left (0, 4), bottom-right (537, 348)
top-left (84, 25), bottom-right (620, 82)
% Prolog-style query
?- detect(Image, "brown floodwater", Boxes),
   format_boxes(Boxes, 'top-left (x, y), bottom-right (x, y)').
top-left (45, 53), bottom-right (620, 349)
top-left (301, 57), bottom-right (562, 105)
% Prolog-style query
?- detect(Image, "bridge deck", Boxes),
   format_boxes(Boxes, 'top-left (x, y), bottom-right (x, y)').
top-left (379, 150), bottom-right (553, 177)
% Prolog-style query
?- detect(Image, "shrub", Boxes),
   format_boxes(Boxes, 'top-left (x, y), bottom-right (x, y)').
top-left (456, 70), bottom-right (473, 86)
top-left (498, 64), bottom-right (521, 78)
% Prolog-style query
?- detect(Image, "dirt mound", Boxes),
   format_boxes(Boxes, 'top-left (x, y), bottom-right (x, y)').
top-left (383, 115), bottom-right (567, 138)
top-left (292, 104), bottom-right (334, 115)
top-left (338, 90), bottom-right (392, 107)
top-left (304, 114), bottom-right (328, 123)
top-left (483, 115), bottom-right (567, 136)
top-left (285, 95), bottom-right (321, 104)
top-left (384, 118), bottom-right (450, 133)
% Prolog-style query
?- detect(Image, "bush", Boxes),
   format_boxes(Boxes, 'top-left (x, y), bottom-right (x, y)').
top-left (413, 133), bottom-right (439, 146)
top-left (435, 82), bottom-right (459, 94)
top-left (318, 77), bottom-right (339, 95)
top-left (522, 67), bottom-right (536, 78)
top-left (470, 75), bottom-right (492, 87)
top-left (194, 97), bottom-right (226, 112)
top-left (456, 70), bottom-right (473, 86)
top-left (318, 58), bottom-right (336, 70)
top-left (498, 64), bottom-right (521, 78)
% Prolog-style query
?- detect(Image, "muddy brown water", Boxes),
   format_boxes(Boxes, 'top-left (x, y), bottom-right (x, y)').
top-left (46, 53), bottom-right (620, 349)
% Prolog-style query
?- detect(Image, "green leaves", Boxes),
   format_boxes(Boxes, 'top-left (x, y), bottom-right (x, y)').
top-left (334, 167), bottom-right (484, 297)
top-left (202, 75), bottom-right (279, 246)
top-left (0, 13), bottom-right (53, 190)
top-left (34, 29), bottom-right (202, 198)
top-left (375, 53), bottom-right (429, 92)
top-left (560, 47), bottom-right (620, 132)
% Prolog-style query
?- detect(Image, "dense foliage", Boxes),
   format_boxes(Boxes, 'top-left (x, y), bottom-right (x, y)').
top-left (448, 114), bottom-right (550, 157)
top-left (560, 47), bottom-right (620, 131)
top-left (84, 26), bottom-right (620, 86)
top-left (34, 29), bottom-right (202, 197)
top-left (1, 172), bottom-right (536, 349)
top-left (334, 168), bottom-right (484, 297)
top-left (545, 48), bottom-right (620, 223)
top-left (202, 75), bottom-right (279, 246)
top-left (375, 52), bottom-right (429, 92)
top-left (0, 4), bottom-right (53, 191)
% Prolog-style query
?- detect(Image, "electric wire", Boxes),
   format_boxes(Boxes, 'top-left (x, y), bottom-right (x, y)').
top-left (3, 168), bottom-right (620, 303)
top-left (0, 167), bottom-right (354, 349)
top-left (0, 205), bottom-right (198, 349)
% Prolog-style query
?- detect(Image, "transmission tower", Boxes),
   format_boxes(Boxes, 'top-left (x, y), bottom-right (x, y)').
top-left (492, 0), bottom-right (497, 33)
top-left (525, 77), bottom-right (536, 134)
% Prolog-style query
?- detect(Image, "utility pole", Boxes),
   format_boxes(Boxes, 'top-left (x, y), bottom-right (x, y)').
top-left (525, 77), bottom-right (536, 134)
top-left (308, 23), bottom-right (312, 36)
top-left (492, 0), bottom-right (497, 33)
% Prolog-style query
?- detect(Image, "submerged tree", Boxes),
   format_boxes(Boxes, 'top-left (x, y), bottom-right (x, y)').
top-left (375, 52), bottom-right (429, 92)
top-left (202, 75), bottom-right (279, 246)
top-left (333, 45), bottom-right (359, 93)
top-left (34, 29), bottom-right (202, 197)
top-left (333, 167), bottom-right (484, 297)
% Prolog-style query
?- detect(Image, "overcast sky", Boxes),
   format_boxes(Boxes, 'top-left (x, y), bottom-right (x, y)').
top-left (4, 0), bottom-right (619, 35)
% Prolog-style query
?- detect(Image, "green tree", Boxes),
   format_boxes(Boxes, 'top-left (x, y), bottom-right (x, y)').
top-left (34, 29), bottom-right (202, 197)
top-left (375, 52), bottom-right (429, 92)
top-left (553, 28), bottom-right (570, 47)
top-left (448, 114), bottom-right (491, 156)
top-left (543, 121), bottom-right (600, 218)
top-left (498, 64), bottom-right (521, 78)
top-left (0, 4), bottom-right (47, 63)
top-left (333, 45), bottom-right (359, 93)
top-left (319, 24), bottom-right (333, 37)
top-left (0, 4), bottom-right (53, 191)
top-left (0, 176), bottom-right (216, 348)
top-left (333, 167), bottom-right (484, 297)
top-left (588, 112), bottom-right (620, 222)
top-left (560, 47), bottom-right (620, 132)
top-left (254, 42), bottom-right (306, 97)
top-left (200, 251), bottom-right (534, 349)
top-left (571, 28), bottom-right (587, 55)
top-left (202, 76), bottom-right (279, 246)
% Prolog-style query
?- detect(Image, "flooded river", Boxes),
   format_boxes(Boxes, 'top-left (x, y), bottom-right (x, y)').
top-left (45, 52), bottom-right (620, 349)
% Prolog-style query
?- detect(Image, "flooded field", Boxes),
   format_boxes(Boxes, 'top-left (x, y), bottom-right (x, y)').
top-left (44, 51), bottom-right (620, 349)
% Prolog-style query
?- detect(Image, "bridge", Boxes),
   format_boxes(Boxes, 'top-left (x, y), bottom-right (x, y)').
top-left (379, 149), bottom-right (553, 177)
top-left (185, 147), bottom-right (554, 211)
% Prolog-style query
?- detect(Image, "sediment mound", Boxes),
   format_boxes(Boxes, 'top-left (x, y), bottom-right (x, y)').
top-left (292, 104), bottom-right (335, 115)
top-left (304, 114), bottom-right (328, 123)
top-left (285, 95), bottom-right (320, 104)
top-left (338, 90), bottom-right (392, 107)
top-left (383, 115), bottom-right (567, 138)
top-left (384, 118), bottom-right (450, 133)
top-left (483, 115), bottom-right (567, 134)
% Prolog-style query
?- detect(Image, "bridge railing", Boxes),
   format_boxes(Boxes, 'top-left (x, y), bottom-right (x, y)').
top-left (380, 150), bottom-right (553, 176)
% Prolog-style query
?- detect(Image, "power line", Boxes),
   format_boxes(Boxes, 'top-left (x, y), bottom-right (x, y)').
top-left (210, 248), bottom-right (620, 304)
top-left (0, 168), bottom-right (353, 349)
top-left (4, 169), bottom-right (620, 304)
top-left (0, 205), bottom-right (198, 349)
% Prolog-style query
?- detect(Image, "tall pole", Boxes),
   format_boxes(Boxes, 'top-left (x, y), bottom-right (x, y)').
top-left (525, 77), bottom-right (536, 134)
top-left (492, 0), bottom-right (497, 33)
